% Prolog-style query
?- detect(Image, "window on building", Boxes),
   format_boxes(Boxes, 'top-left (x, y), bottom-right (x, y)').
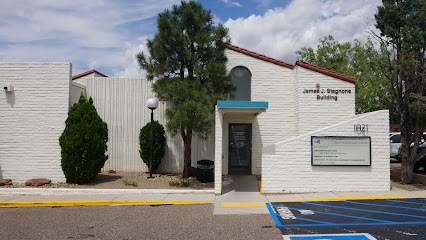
top-left (230, 66), bottom-right (251, 101)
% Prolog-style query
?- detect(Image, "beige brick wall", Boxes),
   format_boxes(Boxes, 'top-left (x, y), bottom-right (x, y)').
top-left (262, 110), bottom-right (390, 193)
top-left (295, 66), bottom-right (355, 135)
top-left (0, 63), bottom-right (71, 182)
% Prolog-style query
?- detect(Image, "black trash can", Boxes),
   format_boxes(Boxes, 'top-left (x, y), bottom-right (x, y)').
top-left (196, 160), bottom-right (214, 183)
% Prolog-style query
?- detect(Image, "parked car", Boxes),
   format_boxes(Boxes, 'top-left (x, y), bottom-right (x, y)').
top-left (389, 132), bottom-right (401, 160)
top-left (395, 132), bottom-right (426, 172)
top-left (414, 142), bottom-right (426, 172)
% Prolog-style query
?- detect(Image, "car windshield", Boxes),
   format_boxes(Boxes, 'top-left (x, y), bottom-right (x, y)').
top-left (390, 134), bottom-right (401, 143)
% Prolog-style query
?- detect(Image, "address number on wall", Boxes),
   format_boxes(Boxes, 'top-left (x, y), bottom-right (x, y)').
top-left (354, 124), bottom-right (368, 132)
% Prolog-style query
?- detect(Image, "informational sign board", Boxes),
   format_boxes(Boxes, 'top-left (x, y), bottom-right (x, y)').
top-left (311, 136), bottom-right (371, 166)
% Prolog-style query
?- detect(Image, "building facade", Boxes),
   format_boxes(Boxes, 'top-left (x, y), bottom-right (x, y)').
top-left (0, 45), bottom-right (389, 194)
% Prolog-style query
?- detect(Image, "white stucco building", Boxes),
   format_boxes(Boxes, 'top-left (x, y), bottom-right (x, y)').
top-left (0, 44), bottom-right (389, 194)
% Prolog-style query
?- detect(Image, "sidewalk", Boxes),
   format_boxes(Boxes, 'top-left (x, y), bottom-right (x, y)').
top-left (1, 176), bottom-right (426, 214)
top-left (0, 188), bottom-right (215, 207)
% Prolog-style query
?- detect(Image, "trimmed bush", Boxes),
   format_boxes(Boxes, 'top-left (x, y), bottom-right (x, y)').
top-left (139, 120), bottom-right (166, 173)
top-left (59, 94), bottom-right (108, 184)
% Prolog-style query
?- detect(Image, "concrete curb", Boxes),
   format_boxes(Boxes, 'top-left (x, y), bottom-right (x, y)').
top-left (0, 200), bottom-right (214, 208)
top-left (268, 196), bottom-right (408, 203)
top-left (0, 188), bottom-right (215, 196)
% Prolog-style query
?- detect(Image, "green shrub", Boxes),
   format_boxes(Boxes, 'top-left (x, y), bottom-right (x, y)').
top-left (59, 94), bottom-right (108, 184)
top-left (168, 179), bottom-right (191, 187)
top-left (139, 120), bottom-right (166, 173)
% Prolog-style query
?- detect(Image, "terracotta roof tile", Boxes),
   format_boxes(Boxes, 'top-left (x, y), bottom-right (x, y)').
top-left (295, 61), bottom-right (356, 84)
top-left (225, 44), bottom-right (294, 69)
top-left (72, 69), bottom-right (108, 80)
top-left (225, 44), bottom-right (356, 84)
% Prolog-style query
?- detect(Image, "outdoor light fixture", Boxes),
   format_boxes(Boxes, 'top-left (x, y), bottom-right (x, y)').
top-left (3, 85), bottom-right (14, 92)
top-left (146, 97), bottom-right (159, 179)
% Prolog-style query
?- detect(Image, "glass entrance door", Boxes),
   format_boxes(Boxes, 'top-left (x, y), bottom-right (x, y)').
top-left (229, 124), bottom-right (251, 174)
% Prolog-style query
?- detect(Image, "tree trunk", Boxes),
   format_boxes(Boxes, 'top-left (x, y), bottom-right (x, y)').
top-left (182, 131), bottom-right (192, 178)
top-left (400, 122), bottom-right (414, 184)
top-left (400, 151), bottom-right (414, 184)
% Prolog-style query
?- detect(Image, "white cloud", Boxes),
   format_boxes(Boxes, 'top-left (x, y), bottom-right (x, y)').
top-left (221, 0), bottom-right (242, 7)
top-left (114, 37), bottom-right (149, 77)
top-left (0, 0), bottom-right (180, 76)
top-left (224, 0), bottom-right (381, 63)
top-left (0, 0), bottom-right (383, 77)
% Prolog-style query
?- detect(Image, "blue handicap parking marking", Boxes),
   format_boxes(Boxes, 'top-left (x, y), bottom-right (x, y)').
top-left (282, 233), bottom-right (376, 240)
top-left (268, 199), bottom-right (426, 227)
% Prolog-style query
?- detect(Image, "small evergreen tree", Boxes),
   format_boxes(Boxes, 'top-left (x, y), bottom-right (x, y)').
top-left (139, 120), bottom-right (166, 173)
top-left (59, 94), bottom-right (108, 184)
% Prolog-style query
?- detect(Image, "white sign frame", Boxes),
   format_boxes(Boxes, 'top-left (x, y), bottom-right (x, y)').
top-left (311, 136), bottom-right (371, 166)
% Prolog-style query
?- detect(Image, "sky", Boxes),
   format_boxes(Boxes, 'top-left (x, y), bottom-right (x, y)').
top-left (0, 0), bottom-right (382, 77)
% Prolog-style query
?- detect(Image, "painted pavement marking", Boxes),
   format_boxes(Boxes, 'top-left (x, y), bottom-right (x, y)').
top-left (271, 196), bottom-right (406, 202)
top-left (386, 199), bottom-right (426, 205)
top-left (301, 201), bottom-right (426, 219)
top-left (220, 202), bottom-right (265, 207)
top-left (282, 233), bottom-right (376, 240)
top-left (267, 199), bottom-right (426, 227)
top-left (344, 200), bottom-right (426, 212)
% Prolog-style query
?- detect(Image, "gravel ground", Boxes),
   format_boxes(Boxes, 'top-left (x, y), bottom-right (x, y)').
top-left (390, 179), bottom-right (426, 191)
top-left (0, 171), bottom-right (214, 190)
top-left (1, 170), bottom-right (425, 192)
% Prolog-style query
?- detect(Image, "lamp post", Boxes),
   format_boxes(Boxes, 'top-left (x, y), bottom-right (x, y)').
top-left (146, 97), bottom-right (158, 179)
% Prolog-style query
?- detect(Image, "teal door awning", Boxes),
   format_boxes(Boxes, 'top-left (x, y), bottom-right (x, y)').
top-left (217, 100), bottom-right (268, 115)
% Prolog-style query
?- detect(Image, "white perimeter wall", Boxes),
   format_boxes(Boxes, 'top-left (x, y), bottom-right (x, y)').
top-left (69, 82), bottom-right (86, 108)
top-left (262, 110), bottom-right (390, 193)
top-left (0, 63), bottom-right (70, 182)
top-left (80, 78), bottom-right (214, 173)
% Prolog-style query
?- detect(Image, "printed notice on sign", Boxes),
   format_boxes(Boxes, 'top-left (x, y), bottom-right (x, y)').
top-left (311, 136), bottom-right (371, 166)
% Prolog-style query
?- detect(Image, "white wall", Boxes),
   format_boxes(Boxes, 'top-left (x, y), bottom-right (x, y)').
top-left (226, 49), bottom-right (299, 144)
top-left (224, 50), bottom-right (298, 176)
top-left (80, 77), bottom-right (215, 173)
top-left (214, 107), bottom-right (223, 195)
top-left (69, 82), bottom-right (86, 107)
top-left (0, 63), bottom-right (71, 182)
top-left (295, 66), bottom-right (355, 135)
top-left (224, 50), bottom-right (357, 177)
top-left (262, 110), bottom-right (390, 193)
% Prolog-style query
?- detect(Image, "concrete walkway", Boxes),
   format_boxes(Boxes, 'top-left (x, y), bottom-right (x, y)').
top-left (1, 175), bottom-right (426, 215)
top-left (214, 175), bottom-right (268, 215)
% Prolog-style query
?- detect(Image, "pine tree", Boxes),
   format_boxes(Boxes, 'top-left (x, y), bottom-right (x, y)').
top-left (138, 1), bottom-right (233, 178)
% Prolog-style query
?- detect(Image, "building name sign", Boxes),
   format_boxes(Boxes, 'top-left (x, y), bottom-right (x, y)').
top-left (303, 85), bottom-right (352, 101)
top-left (311, 136), bottom-right (371, 166)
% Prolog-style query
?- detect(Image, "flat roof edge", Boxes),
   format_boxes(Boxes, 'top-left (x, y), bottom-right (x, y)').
top-left (217, 100), bottom-right (268, 109)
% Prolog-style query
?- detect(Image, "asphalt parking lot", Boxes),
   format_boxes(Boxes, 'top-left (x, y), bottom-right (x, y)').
top-left (268, 198), bottom-right (426, 240)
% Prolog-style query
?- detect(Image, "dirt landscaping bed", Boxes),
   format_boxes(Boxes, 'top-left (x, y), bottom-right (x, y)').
top-left (2, 169), bottom-right (425, 192)
top-left (0, 171), bottom-right (214, 190)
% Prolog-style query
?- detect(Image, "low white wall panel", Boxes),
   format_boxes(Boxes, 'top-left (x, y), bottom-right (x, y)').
top-left (262, 110), bottom-right (390, 193)
top-left (0, 63), bottom-right (71, 182)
